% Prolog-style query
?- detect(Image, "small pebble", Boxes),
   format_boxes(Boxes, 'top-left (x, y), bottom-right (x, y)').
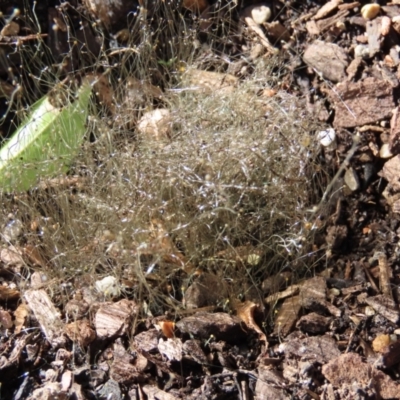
top-left (317, 128), bottom-right (336, 147)
top-left (354, 44), bottom-right (369, 59)
top-left (365, 305), bottom-right (375, 316)
top-left (95, 276), bottom-right (120, 297)
top-left (344, 167), bottom-right (360, 191)
top-left (242, 4), bottom-right (272, 25)
top-left (251, 4), bottom-right (272, 24)
top-left (379, 143), bottom-right (393, 159)
top-left (361, 4), bottom-right (380, 20)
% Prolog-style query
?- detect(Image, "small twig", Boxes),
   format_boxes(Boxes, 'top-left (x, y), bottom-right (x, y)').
top-left (0, 33), bottom-right (47, 45)
top-left (312, 133), bottom-right (360, 215)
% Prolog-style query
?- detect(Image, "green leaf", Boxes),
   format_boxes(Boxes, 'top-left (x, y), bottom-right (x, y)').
top-left (0, 82), bottom-right (92, 192)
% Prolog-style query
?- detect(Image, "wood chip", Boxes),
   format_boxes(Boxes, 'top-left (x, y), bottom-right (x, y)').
top-left (255, 365), bottom-right (288, 400)
top-left (303, 40), bottom-right (348, 82)
top-left (330, 77), bottom-right (395, 128)
top-left (365, 295), bottom-right (400, 324)
top-left (296, 312), bottom-right (331, 334)
top-left (366, 18), bottom-right (384, 57)
top-left (323, 352), bottom-right (400, 399)
top-left (273, 295), bottom-right (301, 337)
top-left (24, 289), bottom-right (63, 344)
top-left (176, 312), bottom-right (246, 342)
top-left (158, 337), bottom-right (183, 361)
top-left (377, 252), bottom-right (393, 300)
top-left (279, 335), bottom-right (341, 363)
top-left (312, 0), bottom-right (342, 20)
top-left (380, 155), bottom-right (400, 190)
top-left (94, 299), bottom-right (137, 339)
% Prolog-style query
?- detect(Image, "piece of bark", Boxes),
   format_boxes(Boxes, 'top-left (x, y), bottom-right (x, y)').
top-left (312, 0), bottom-right (342, 20)
top-left (390, 106), bottom-right (400, 153)
top-left (365, 295), bottom-right (400, 324)
top-left (273, 295), bottom-right (301, 337)
top-left (176, 312), bottom-right (246, 342)
top-left (322, 352), bottom-right (400, 399)
top-left (279, 335), bottom-right (341, 363)
top-left (95, 299), bottom-right (137, 339)
top-left (158, 338), bottom-right (183, 362)
top-left (346, 57), bottom-right (364, 81)
top-left (366, 18), bottom-right (384, 57)
top-left (377, 252), bottom-right (393, 300)
top-left (330, 77), bottom-right (395, 128)
top-left (306, 9), bottom-right (349, 35)
top-left (64, 320), bottom-right (96, 347)
top-left (265, 284), bottom-right (300, 304)
top-left (0, 333), bottom-right (33, 373)
top-left (110, 352), bottom-right (141, 385)
top-left (296, 312), bottom-right (331, 334)
top-left (255, 365), bottom-right (288, 400)
top-left (24, 289), bottom-right (63, 345)
top-left (303, 40), bottom-right (348, 82)
top-left (182, 339), bottom-right (208, 365)
top-left (376, 340), bottom-right (400, 368)
top-left (379, 155), bottom-right (400, 190)
top-left (325, 225), bottom-right (348, 250)
top-left (142, 385), bottom-right (179, 400)
top-left (338, 2), bottom-right (360, 11)
top-left (134, 329), bottom-right (159, 352)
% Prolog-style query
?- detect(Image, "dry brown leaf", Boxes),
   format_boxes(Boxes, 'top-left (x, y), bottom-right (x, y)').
top-left (182, 0), bottom-right (209, 13)
top-left (65, 319), bottom-right (96, 347)
top-left (14, 303), bottom-right (29, 334)
top-left (158, 320), bottom-right (175, 338)
top-left (0, 285), bottom-right (20, 301)
top-left (236, 300), bottom-right (267, 343)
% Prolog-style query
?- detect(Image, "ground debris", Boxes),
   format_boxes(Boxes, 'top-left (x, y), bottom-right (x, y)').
top-left (94, 299), bottom-right (137, 339)
top-left (330, 77), bottom-right (395, 127)
top-left (279, 335), bottom-right (341, 364)
top-left (322, 352), bottom-right (400, 399)
top-left (303, 40), bottom-right (348, 82)
top-left (176, 312), bottom-right (246, 342)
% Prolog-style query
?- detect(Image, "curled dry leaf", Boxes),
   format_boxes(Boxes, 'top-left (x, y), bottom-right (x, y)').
top-left (236, 300), bottom-right (267, 344)
top-left (14, 303), bottom-right (29, 334)
top-left (158, 320), bottom-right (175, 338)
